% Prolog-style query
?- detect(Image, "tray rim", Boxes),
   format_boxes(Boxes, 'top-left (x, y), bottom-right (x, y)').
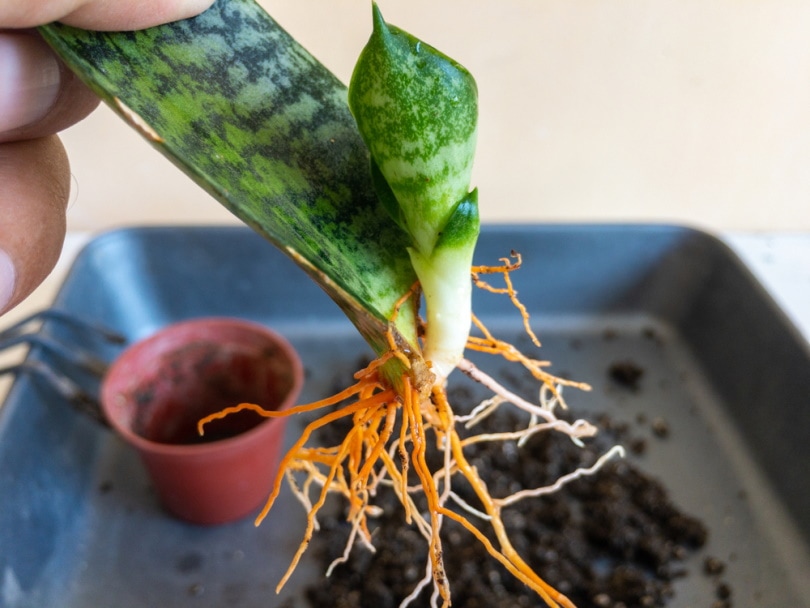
top-left (2, 222), bottom-right (810, 607)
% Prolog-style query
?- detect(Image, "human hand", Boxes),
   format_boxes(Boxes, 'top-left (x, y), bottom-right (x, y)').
top-left (0, 0), bottom-right (214, 315)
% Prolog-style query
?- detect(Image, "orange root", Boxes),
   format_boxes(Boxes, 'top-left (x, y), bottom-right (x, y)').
top-left (194, 255), bottom-right (617, 608)
top-left (472, 251), bottom-right (541, 347)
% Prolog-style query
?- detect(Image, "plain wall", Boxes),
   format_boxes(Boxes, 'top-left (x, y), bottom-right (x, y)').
top-left (60, 0), bottom-right (810, 233)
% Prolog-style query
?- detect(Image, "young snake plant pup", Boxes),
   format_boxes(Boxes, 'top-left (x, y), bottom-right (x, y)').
top-left (348, 3), bottom-right (480, 384)
top-left (201, 6), bottom-right (619, 608)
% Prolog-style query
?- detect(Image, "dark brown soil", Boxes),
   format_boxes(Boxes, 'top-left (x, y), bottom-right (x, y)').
top-left (608, 360), bottom-right (645, 391)
top-left (300, 397), bottom-right (729, 608)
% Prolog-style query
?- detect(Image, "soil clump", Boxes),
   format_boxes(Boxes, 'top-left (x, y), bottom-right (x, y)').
top-left (303, 397), bottom-right (725, 608)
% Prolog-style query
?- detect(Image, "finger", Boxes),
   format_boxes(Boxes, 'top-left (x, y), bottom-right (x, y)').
top-left (0, 136), bottom-right (69, 314)
top-left (0, 0), bottom-right (215, 31)
top-left (0, 31), bottom-right (100, 144)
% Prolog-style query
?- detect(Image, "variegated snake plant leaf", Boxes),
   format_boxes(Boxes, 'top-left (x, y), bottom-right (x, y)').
top-left (38, 0), bottom-right (420, 362)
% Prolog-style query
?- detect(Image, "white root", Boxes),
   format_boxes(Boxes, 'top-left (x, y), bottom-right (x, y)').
top-left (400, 561), bottom-right (434, 608)
top-left (448, 491), bottom-right (492, 521)
top-left (456, 394), bottom-right (505, 427)
top-left (285, 468), bottom-right (320, 532)
top-left (326, 517), bottom-right (369, 577)
top-left (496, 444), bottom-right (626, 508)
top-left (460, 420), bottom-right (593, 448)
top-left (457, 358), bottom-right (598, 443)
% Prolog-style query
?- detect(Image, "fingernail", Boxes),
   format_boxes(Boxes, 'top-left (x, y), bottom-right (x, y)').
top-left (0, 249), bottom-right (16, 312)
top-left (0, 33), bottom-right (61, 134)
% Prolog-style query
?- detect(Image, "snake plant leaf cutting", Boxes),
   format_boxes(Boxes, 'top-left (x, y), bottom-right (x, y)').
top-left (43, 3), bottom-right (607, 607)
top-left (349, 3), bottom-right (480, 381)
top-left (38, 0), bottom-right (419, 362)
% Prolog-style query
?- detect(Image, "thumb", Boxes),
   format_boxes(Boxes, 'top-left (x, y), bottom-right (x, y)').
top-left (0, 136), bottom-right (69, 314)
top-left (0, 31), bottom-right (100, 144)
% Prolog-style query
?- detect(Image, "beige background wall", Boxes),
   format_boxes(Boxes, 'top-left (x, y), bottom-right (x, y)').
top-left (60, 0), bottom-right (810, 234)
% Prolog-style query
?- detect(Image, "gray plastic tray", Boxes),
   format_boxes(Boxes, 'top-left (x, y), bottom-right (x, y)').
top-left (1, 225), bottom-right (809, 607)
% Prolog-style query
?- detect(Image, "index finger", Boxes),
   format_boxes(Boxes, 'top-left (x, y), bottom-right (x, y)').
top-left (0, 0), bottom-right (215, 31)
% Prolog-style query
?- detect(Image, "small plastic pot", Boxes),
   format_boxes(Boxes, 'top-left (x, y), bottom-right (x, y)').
top-left (100, 317), bottom-right (303, 525)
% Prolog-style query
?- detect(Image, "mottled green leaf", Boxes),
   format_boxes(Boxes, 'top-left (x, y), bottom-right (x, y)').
top-left (39, 0), bottom-right (419, 357)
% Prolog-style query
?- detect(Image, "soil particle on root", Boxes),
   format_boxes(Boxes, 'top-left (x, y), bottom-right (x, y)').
top-left (304, 407), bottom-right (716, 607)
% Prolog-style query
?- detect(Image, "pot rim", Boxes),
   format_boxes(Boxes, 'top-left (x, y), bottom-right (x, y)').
top-left (100, 316), bottom-right (304, 457)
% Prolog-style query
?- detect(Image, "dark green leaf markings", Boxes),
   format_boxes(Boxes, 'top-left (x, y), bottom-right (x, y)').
top-left (348, 3), bottom-right (479, 258)
top-left (349, 4), bottom-right (480, 381)
top-left (39, 0), bottom-right (419, 358)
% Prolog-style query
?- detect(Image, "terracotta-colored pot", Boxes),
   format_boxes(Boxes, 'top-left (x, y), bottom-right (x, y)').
top-left (100, 317), bottom-right (303, 525)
